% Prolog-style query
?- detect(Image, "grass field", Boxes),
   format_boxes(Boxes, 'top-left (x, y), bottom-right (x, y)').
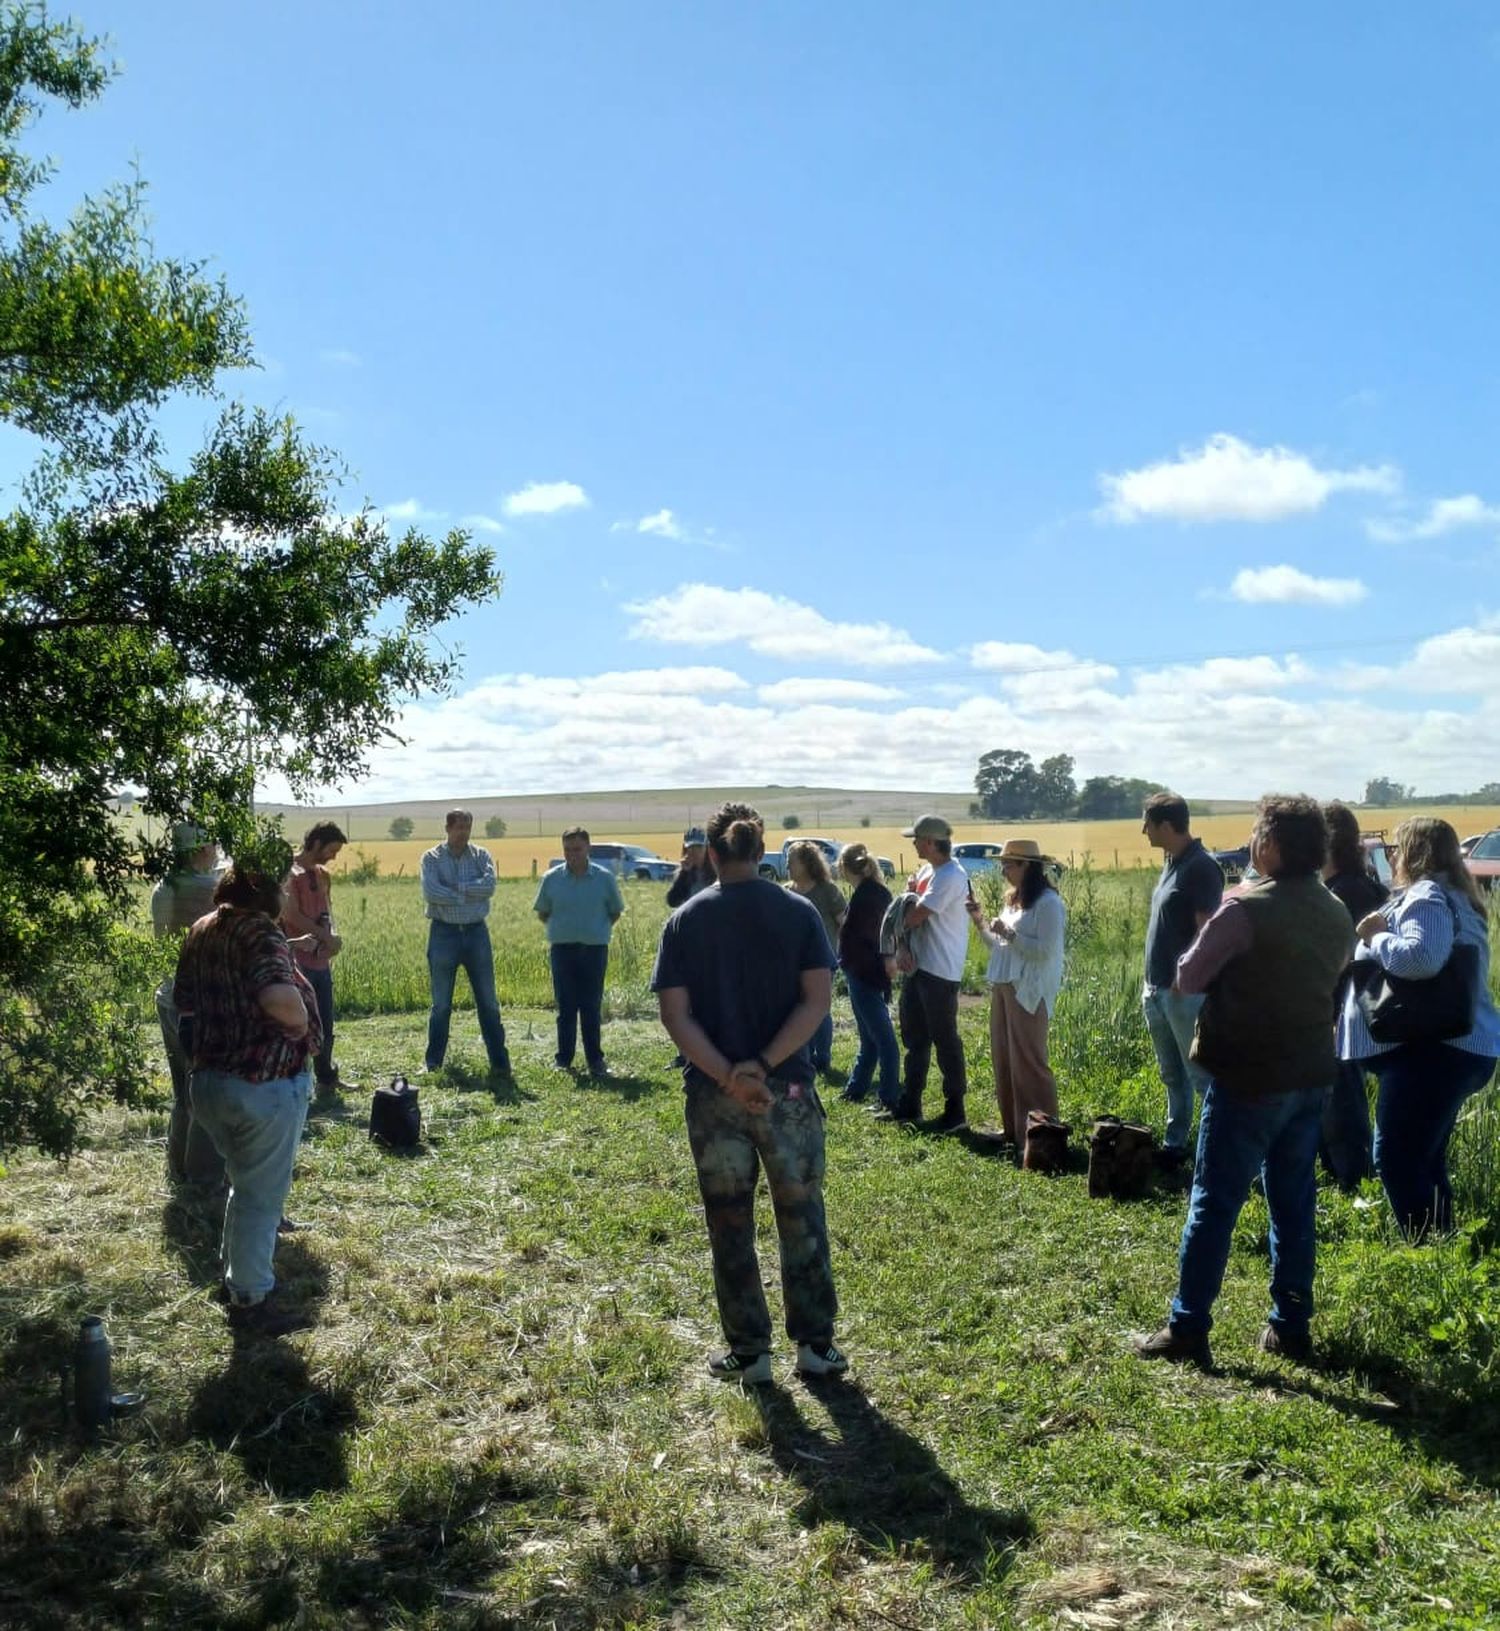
top-left (4, 870), bottom-right (1500, 1627)
top-left (297, 806), bottom-right (1500, 883)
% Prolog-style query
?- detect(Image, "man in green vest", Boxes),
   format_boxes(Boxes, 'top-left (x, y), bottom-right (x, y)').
top-left (1134, 793), bottom-right (1352, 1370)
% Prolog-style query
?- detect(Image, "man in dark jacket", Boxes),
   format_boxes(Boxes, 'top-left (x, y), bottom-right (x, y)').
top-left (1135, 794), bottom-right (1352, 1369)
top-left (666, 827), bottom-right (715, 908)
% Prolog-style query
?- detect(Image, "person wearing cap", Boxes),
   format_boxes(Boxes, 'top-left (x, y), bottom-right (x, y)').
top-left (282, 821), bottom-right (355, 1093)
top-left (886, 813), bottom-right (969, 1133)
top-left (965, 839), bottom-right (1066, 1147)
top-left (667, 827), bottom-right (715, 908)
top-left (150, 822), bottom-right (228, 1187)
top-left (1141, 792), bottom-right (1224, 1167)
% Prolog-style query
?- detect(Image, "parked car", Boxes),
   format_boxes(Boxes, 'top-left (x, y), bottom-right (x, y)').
top-left (1461, 833), bottom-right (1484, 858)
top-left (1209, 844), bottom-right (1251, 882)
top-left (544, 841), bottom-right (676, 881)
top-left (1466, 829), bottom-right (1500, 891)
top-left (757, 836), bottom-right (894, 881)
top-left (953, 842), bottom-right (1005, 878)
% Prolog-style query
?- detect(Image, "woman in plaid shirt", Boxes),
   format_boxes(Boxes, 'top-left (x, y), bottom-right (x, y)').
top-left (173, 863), bottom-right (322, 1337)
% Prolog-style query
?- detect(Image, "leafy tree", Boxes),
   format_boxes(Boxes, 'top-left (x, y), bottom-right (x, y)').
top-left (0, 11), bottom-right (499, 1157)
top-left (974, 749), bottom-right (1039, 820)
top-left (388, 816), bottom-right (414, 840)
top-left (1363, 776), bottom-right (1410, 806)
top-left (782, 813), bottom-right (801, 829)
top-left (1034, 753), bottom-right (1076, 818)
top-left (484, 814), bottom-right (507, 839)
top-left (859, 815), bottom-right (871, 828)
top-left (1075, 774), bottom-right (1168, 820)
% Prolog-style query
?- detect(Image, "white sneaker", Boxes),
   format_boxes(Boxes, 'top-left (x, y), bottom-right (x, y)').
top-left (795, 1342), bottom-right (849, 1378)
top-left (708, 1349), bottom-right (771, 1385)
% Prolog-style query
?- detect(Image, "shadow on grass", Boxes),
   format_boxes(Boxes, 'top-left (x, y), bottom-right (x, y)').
top-left (445, 1060), bottom-right (538, 1104)
top-left (1224, 1350), bottom-right (1500, 1493)
top-left (574, 1069), bottom-right (670, 1104)
top-left (749, 1378), bottom-right (1031, 1579)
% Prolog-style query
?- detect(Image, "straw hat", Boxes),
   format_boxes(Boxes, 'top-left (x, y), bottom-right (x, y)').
top-left (997, 838), bottom-right (1056, 866)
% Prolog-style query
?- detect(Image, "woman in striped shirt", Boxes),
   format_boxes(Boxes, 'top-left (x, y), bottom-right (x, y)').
top-left (1338, 817), bottom-right (1500, 1237)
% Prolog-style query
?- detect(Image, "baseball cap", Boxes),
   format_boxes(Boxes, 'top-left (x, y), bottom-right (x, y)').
top-left (901, 814), bottom-right (953, 840)
top-left (683, 827), bottom-right (707, 846)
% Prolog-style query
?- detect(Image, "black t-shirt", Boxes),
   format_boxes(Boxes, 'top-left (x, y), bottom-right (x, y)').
top-left (1144, 838), bottom-right (1225, 987)
top-left (651, 876), bottom-right (835, 1083)
top-left (1325, 867), bottom-right (1389, 926)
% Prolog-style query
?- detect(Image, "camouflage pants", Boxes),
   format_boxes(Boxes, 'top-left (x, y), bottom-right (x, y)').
top-left (684, 1073), bottom-right (838, 1353)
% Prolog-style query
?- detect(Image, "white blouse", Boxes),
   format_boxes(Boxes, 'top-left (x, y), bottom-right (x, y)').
top-left (979, 888), bottom-right (1067, 1015)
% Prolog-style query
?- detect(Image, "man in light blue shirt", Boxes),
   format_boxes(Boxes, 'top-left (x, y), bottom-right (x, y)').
top-left (421, 809), bottom-right (511, 1077)
top-left (534, 826), bottom-right (624, 1075)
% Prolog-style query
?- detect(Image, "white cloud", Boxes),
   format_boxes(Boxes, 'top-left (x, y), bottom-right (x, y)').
top-left (626, 584), bottom-right (944, 667)
top-left (1099, 434), bottom-right (1399, 524)
top-left (503, 480), bottom-right (589, 518)
top-left (1366, 494), bottom-right (1500, 543)
top-left (637, 508), bottom-right (684, 539)
top-left (1227, 565), bottom-right (1368, 607)
top-left (757, 678), bottom-right (903, 706)
top-left (320, 348), bottom-right (361, 367)
top-left (382, 498), bottom-right (448, 523)
top-left (460, 513), bottom-right (505, 535)
top-left (1336, 618), bottom-right (1500, 696)
top-left (970, 641), bottom-right (1117, 678)
top-left (1132, 654), bottom-right (1313, 699)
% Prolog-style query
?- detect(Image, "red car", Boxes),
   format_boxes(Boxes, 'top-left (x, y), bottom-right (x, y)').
top-left (1466, 829), bottom-right (1500, 892)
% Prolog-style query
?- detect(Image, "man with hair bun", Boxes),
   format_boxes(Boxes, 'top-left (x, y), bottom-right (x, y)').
top-left (1135, 794), bottom-right (1351, 1370)
top-left (652, 801), bottom-right (848, 1385)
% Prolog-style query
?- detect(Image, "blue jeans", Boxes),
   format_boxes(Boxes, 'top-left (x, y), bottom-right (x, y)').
top-left (303, 964), bottom-right (337, 1083)
top-left (1321, 1057), bottom-right (1374, 1192)
top-left (844, 971), bottom-right (900, 1103)
top-left (1171, 1079), bottom-right (1325, 1338)
top-left (1371, 1043), bottom-right (1497, 1237)
top-left (810, 1010), bottom-right (834, 1074)
top-left (426, 921), bottom-right (510, 1071)
top-left (1143, 986), bottom-right (1208, 1152)
top-left (190, 1067), bottom-right (310, 1302)
top-left (549, 941), bottom-right (609, 1068)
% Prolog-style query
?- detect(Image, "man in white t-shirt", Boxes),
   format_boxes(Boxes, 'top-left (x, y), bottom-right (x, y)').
top-left (887, 814), bottom-right (970, 1133)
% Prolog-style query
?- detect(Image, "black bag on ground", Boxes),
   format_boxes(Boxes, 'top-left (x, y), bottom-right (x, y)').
top-left (369, 1074), bottom-right (421, 1148)
top-left (1022, 1110), bottom-right (1070, 1174)
top-left (1353, 893), bottom-right (1478, 1046)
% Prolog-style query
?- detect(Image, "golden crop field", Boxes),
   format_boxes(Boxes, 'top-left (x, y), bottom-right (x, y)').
top-left (325, 805), bottom-right (1500, 881)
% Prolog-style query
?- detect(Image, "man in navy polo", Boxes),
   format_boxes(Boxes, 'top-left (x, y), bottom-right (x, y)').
top-left (1142, 792), bottom-right (1225, 1166)
top-left (534, 826), bottom-right (624, 1076)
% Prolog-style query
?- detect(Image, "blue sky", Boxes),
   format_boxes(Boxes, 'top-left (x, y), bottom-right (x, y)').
top-left (16, 2), bottom-right (1500, 800)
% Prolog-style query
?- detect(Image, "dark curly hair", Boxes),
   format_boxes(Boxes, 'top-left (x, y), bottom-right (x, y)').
top-left (1253, 794), bottom-right (1327, 879)
top-left (705, 801), bottom-right (764, 864)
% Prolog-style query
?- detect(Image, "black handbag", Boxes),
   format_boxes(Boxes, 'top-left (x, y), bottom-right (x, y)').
top-left (1354, 891), bottom-right (1478, 1046)
top-left (369, 1074), bottom-right (422, 1148)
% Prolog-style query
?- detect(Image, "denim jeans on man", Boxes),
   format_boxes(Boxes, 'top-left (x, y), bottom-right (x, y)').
top-left (1170, 1079), bottom-right (1324, 1339)
top-left (1372, 1042), bottom-right (1497, 1237)
top-left (303, 964), bottom-right (337, 1084)
top-left (1142, 986), bottom-right (1208, 1152)
top-left (845, 970), bottom-right (900, 1104)
top-left (426, 920), bottom-right (510, 1071)
top-left (190, 1066), bottom-right (310, 1302)
top-left (549, 941), bottom-right (609, 1069)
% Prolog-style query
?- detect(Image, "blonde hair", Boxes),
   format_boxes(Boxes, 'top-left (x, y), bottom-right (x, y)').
top-left (1392, 817), bottom-right (1487, 920)
top-left (838, 842), bottom-right (882, 884)
top-left (786, 839), bottom-right (831, 886)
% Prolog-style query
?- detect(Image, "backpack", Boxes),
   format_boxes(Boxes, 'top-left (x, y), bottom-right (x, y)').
top-left (1021, 1110), bottom-right (1071, 1174)
top-left (369, 1074), bottom-right (421, 1148)
top-left (1087, 1116), bottom-right (1157, 1199)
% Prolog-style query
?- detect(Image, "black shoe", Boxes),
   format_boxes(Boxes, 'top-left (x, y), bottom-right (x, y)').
top-left (276, 1215), bottom-right (310, 1235)
top-left (838, 1086), bottom-right (869, 1102)
top-left (1132, 1324), bottom-right (1212, 1369)
top-left (929, 1105), bottom-right (968, 1135)
top-left (1257, 1323), bottom-right (1314, 1364)
top-left (1154, 1145), bottom-right (1191, 1171)
top-left (586, 1059), bottom-right (608, 1079)
top-left (872, 1108), bottom-right (916, 1125)
top-left (489, 1056), bottom-right (514, 1079)
top-left (227, 1295), bottom-right (315, 1339)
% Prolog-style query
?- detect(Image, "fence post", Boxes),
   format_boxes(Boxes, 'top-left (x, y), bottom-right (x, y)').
top-left (531, 857), bottom-right (537, 879)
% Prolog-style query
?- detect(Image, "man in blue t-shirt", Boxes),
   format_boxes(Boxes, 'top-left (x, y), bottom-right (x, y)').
top-left (534, 825), bottom-right (624, 1075)
top-left (1142, 792), bottom-right (1225, 1164)
top-left (652, 802), bottom-right (847, 1387)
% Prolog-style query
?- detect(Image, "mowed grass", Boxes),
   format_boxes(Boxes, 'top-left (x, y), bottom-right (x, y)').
top-left (4, 872), bottom-right (1500, 1628)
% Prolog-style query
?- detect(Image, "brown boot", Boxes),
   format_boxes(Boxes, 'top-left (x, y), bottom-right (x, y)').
top-left (1022, 1111), bottom-right (1071, 1174)
top-left (226, 1294), bottom-right (315, 1339)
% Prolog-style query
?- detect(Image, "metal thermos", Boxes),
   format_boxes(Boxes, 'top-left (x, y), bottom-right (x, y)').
top-left (73, 1315), bottom-right (113, 1432)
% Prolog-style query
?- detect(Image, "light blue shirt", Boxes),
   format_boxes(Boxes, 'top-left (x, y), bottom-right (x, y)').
top-left (533, 862), bottom-right (624, 945)
top-left (1338, 878), bottom-right (1500, 1061)
top-left (421, 842), bottom-right (497, 925)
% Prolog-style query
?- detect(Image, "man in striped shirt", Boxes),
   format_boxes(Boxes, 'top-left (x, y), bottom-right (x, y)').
top-left (420, 809), bottom-right (513, 1077)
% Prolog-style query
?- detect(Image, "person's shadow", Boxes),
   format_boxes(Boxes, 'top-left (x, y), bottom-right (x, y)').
top-left (747, 1378), bottom-right (1031, 1578)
